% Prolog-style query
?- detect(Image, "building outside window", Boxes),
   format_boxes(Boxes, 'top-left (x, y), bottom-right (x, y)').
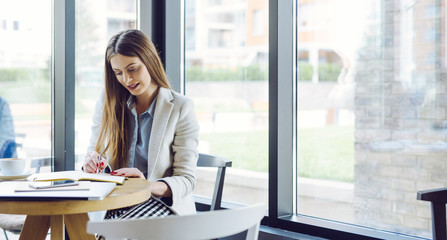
top-left (12, 21), bottom-right (19, 31)
top-left (252, 9), bottom-right (264, 36)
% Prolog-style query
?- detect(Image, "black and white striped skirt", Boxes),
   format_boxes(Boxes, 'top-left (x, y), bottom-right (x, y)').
top-left (96, 198), bottom-right (175, 239)
top-left (104, 197), bottom-right (175, 220)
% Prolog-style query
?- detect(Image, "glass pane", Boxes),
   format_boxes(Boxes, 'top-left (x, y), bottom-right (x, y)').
top-left (0, 0), bottom-right (52, 173)
top-left (185, 0), bottom-right (269, 206)
top-left (74, 0), bottom-right (136, 169)
top-left (296, 0), bottom-right (441, 238)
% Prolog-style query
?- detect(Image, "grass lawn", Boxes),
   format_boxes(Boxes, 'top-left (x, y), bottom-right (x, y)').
top-left (200, 131), bottom-right (269, 172)
top-left (200, 125), bottom-right (354, 182)
top-left (298, 125), bottom-right (354, 182)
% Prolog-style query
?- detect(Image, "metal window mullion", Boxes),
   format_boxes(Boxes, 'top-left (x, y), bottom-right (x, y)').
top-left (269, 0), bottom-right (295, 220)
top-left (165, 0), bottom-right (184, 94)
top-left (52, 0), bottom-right (75, 171)
top-left (137, 0), bottom-right (152, 38)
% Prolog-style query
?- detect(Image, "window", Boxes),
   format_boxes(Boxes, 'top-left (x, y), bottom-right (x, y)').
top-left (0, 0), bottom-right (52, 172)
top-left (252, 9), bottom-right (264, 36)
top-left (107, 0), bottom-right (136, 12)
top-left (13, 21), bottom-right (19, 31)
top-left (185, 0), bottom-right (196, 51)
top-left (208, 29), bottom-right (231, 48)
top-left (185, 0), bottom-right (269, 207)
top-left (294, 0), bottom-right (443, 238)
top-left (74, 0), bottom-right (136, 169)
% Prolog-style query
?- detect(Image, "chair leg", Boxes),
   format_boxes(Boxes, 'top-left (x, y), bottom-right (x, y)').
top-left (246, 223), bottom-right (260, 240)
top-left (3, 229), bottom-right (9, 240)
top-left (431, 202), bottom-right (447, 240)
top-left (211, 167), bottom-right (226, 211)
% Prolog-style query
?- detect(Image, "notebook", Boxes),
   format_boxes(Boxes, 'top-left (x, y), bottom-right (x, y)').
top-left (0, 181), bottom-right (116, 200)
top-left (31, 170), bottom-right (125, 185)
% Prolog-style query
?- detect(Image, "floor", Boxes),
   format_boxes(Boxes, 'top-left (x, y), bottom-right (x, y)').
top-left (1, 227), bottom-right (327, 240)
top-left (1, 231), bottom-right (49, 240)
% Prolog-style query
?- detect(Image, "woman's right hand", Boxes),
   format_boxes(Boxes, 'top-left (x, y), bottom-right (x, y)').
top-left (83, 151), bottom-right (108, 173)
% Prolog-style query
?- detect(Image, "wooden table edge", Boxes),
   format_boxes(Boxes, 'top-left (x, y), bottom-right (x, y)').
top-left (0, 178), bottom-right (151, 215)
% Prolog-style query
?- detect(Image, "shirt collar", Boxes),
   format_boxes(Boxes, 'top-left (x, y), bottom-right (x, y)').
top-left (146, 98), bottom-right (156, 117)
top-left (127, 96), bottom-right (157, 118)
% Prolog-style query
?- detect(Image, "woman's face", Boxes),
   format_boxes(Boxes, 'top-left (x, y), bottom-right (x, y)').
top-left (110, 54), bottom-right (158, 98)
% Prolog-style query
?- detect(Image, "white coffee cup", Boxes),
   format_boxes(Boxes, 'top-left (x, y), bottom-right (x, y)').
top-left (0, 158), bottom-right (26, 176)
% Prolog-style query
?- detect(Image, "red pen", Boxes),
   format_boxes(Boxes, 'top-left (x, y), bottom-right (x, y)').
top-left (96, 154), bottom-right (101, 174)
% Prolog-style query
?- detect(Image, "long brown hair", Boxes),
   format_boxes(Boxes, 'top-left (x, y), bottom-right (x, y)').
top-left (96, 29), bottom-right (170, 170)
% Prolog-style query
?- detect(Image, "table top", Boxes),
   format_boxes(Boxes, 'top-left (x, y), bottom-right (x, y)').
top-left (0, 178), bottom-right (151, 215)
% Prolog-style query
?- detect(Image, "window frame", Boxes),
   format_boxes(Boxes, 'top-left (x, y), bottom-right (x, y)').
top-left (53, 0), bottom-right (75, 171)
top-left (268, 0), bottom-right (295, 221)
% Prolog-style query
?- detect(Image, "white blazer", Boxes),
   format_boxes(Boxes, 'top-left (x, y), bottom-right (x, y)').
top-left (88, 87), bottom-right (200, 215)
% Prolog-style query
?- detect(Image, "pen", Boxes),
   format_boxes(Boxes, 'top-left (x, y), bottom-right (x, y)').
top-left (96, 154), bottom-right (101, 174)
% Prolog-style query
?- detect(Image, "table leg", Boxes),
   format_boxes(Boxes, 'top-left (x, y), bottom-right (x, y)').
top-left (19, 215), bottom-right (50, 240)
top-left (65, 213), bottom-right (96, 240)
top-left (50, 215), bottom-right (65, 240)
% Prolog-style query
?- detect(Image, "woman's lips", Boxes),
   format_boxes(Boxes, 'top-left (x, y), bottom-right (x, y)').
top-left (127, 83), bottom-right (139, 90)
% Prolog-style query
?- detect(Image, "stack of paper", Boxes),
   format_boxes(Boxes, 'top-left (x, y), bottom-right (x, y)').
top-left (0, 181), bottom-right (116, 200)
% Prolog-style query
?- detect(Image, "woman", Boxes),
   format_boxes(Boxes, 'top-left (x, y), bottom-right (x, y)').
top-left (83, 29), bottom-right (199, 219)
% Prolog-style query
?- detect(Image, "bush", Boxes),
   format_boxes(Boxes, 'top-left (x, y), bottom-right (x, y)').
top-left (298, 62), bottom-right (313, 81)
top-left (186, 65), bottom-right (268, 82)
top-left (318, 63), bottom-right (342, 82)
top-left (0, 68), bottom-right (50, 83)
top-left (298, 62), bottom-right (342, 82)
top-left (0, 68), bottom-right (30, 82)
top-left (245, 65), bottom-right (268, 80)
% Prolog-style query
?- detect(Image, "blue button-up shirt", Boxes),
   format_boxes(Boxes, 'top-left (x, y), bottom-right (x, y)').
top-left (127, 98), bottom-right (156, 179)
top-left (0, 97), bottom-right (16, 158)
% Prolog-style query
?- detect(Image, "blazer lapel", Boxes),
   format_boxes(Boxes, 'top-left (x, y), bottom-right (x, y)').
top-left (147, 87), bottom-right (174, 178)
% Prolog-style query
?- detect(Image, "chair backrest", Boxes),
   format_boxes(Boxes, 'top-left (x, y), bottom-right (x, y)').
top-left (87, 203), bottom-right (265, 240)
top-left (417, 188), bottom-right (447, 240)
top-left (0, 134), bottom-right (27, 158)
top-left (196, 153), bottom-right (232, 211)
top-left (29, 157), bottom-right (52, 174)
top-left (14, 133), bottom-right (26, 152)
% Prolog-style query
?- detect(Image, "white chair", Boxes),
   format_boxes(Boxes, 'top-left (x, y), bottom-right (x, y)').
top-left (0, 214), bottom-right (24, 239)
top-left (87, 203), bottom-right (266, 240)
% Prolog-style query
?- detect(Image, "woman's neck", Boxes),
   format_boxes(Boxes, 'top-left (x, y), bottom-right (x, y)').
top-left (136, 86), bottom-right (159, 116)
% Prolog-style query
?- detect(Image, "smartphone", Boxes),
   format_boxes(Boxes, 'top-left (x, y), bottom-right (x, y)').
top-left (29, 180), bottom-right (79, 189)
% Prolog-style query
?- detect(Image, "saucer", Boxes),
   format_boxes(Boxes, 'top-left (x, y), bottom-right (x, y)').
top-left (0, 170), bottom-right (33, 181)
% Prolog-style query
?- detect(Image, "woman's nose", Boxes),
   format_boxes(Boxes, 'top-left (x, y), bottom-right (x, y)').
top-left (123, 73), bottom-right (132, 83)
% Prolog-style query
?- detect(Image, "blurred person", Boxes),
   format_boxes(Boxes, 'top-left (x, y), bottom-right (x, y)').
top-left (83, 29), bottom-right (199, 221)
top-left (0, 97), bottom-right (17, 158)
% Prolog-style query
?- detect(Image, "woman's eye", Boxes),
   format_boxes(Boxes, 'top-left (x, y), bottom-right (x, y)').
top-left (128, 67), bottom-right (137, 72)
top-left (115, 72), bottom-right (122, 76)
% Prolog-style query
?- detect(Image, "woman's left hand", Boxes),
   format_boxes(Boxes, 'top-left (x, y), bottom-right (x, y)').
top-left (110, 168), bottom-right (145, 179)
